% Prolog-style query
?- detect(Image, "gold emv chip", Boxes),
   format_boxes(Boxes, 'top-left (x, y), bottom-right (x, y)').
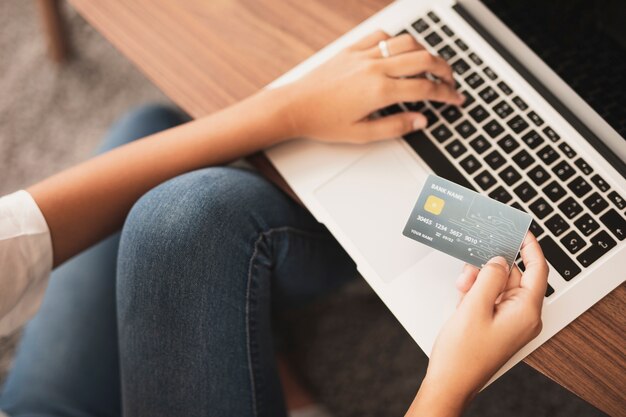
top-left (424, 195), bottom-right (445, 215)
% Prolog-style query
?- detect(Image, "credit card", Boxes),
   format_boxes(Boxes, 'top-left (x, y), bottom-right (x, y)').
top-left (403, 174), bottom-right (532, 268)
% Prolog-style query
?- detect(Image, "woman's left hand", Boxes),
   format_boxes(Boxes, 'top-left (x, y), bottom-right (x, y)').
top-left (280, 30), bottom-right (464, 143)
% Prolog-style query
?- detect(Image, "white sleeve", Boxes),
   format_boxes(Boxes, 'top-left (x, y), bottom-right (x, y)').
top-left (0, 190), bottom-right (53, 336)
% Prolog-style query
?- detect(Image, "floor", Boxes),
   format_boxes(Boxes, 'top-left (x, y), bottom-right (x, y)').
top-left (0, 1), bottom-right (607, 416)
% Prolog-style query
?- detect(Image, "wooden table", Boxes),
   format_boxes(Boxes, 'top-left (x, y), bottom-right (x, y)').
top-left (67, 1), bottom-right (626, 415)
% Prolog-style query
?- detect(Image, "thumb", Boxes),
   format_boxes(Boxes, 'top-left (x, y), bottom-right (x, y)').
top-left (463, 256), bottom-right (510, 312)
top-left (353, 112), bottom-right (427, 142)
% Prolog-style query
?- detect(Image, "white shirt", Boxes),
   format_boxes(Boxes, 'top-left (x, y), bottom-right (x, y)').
top-left (0, 191), bottom-right (52, 336)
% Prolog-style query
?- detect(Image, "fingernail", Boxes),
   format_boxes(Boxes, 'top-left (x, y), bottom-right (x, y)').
top-left (487, 256), bottom-right (509, 269)
top-left (456, 91), bottom-right (465, 103)
top-left (413, 116), bottom-right (427, 130)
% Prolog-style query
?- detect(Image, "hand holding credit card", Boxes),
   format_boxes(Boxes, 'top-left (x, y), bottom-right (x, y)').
top-left (403, 175), bottom-right (532, 269)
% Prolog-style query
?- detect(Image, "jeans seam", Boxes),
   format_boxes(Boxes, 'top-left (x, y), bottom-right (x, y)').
top-left (245, 226), bottom-right (333, 417)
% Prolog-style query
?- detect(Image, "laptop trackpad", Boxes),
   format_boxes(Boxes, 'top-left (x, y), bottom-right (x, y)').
top-left (314, 145), bottom-right (432, 282)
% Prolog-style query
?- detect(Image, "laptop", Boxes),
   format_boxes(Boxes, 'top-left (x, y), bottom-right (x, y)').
top-left (265, 0), bottom-right (626, 382)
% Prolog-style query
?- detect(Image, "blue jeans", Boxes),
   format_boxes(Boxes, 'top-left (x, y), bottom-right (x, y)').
top-left (0, 105), bottom-right (356, 416)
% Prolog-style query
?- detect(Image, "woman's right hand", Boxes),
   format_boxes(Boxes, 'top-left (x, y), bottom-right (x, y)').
top-left (280, 30), bottom-right (464, 143)
top-left (406, 233), bottom-right (549, 417)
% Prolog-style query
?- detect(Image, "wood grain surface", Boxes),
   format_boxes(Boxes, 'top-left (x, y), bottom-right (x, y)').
top-left (67, 1), bottom-right (626, 415)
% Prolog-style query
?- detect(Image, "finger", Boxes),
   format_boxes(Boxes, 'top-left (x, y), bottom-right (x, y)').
top-left (519, 232), bottom-right (549, 299)
top-left (383, 51), bottom-right (454, 85)
top-left (350, 112), bottom-right (427, 142)
top-left (456, 263), bottom-right (479, 293)
top-left (349, 30), bottom-right (391, 51)
top-left (389, 78), bottom-right (464, 106)
top-left (365, 33), bottom-right (424, 58)
top-left (464, 256), bottom-right (510, 311)
top-left (504, 263), bottom-right (523, 292)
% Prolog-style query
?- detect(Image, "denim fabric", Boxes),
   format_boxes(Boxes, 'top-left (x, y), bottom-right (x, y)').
top-left (0, 105), bottom-right (356, 417)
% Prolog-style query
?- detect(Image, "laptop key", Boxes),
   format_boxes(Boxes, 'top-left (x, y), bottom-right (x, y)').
top-left (558, 197), bottom-right (583, 219)
top-left (543, 180), bottom-right (567, 202)
top-left (528, 111), bottom-right (544, 127)
top-left (545, 213), bottom-right (569, 236)
top-left (528, 165), bottom-right (550, 185)
top-left (437, 45), bottom-right (457, 60)
top-left (489, 186), bottom-right (513, 203)
top-left (425, 31), bottom-right (443, 47)
top-left (484, 150), bottom-right (506, 170)
top-left (577, 231), bottom-right (616, 268)
top-left (470, 135), bottom-right (491, 154)
top-left (474, 170), bottom-right (497, 190)
top-left (441, 25), bottom-right (454, 37)
top-left (469, 105), bottom-right (489, 123)
top-left (521, 130), bottom-right (544, 149)
top-left (512, 149), bottom-right (535, 170)
top-left (529, 220), bottom-right (545, 238)
top-left (493, 100), bottom-right (514, 119)
top-left (608, 191), bottom-right (626, 210)
top-left (483, 66), bottom-right (497, 80)
top-left (543, 126), bottom-right (560, 142)
top-left (452, 58), bottom-right (470, 75)
top-left (455, 120), bottom-right (477, 139)
top-left (468, 52), bottom-right (483, 65)
top-left (590, 174), bottom-right (610, 192)
top-left (444, 139), bottom-right (467, 158)
top-left (454, 38), bottom-right (468, 51)
top-left (499, 165), bottom-right (522, 186)
top-left (537, 145), bottom-right (559, 165)
top-left (422, 109), bottom-right (439, 127)
top-left (529, 197), bottom-right (554, 219)
top-left (497, 81), bottom-right (513, 95)
top-left (427, 11), bottom-right (441, 23)
top-left (539, 236), bottom-right (581, 280)
top-left (412, 18), bottom-right (430, 33)
top-left (512, 96), bottom-right (528, 111)
top-left (497, 134), bottom-right (519, 153)
top-left (379, 104), bottom-right (403, 116)
top-left (465, 72), bottom-right (485, 89)
top-left (600, 209), bottom-right (626, 240)
top-left (431, 124), bottom-right (453, 143)
top-left (508, 115), bottom-right (529, 134)
top-left (558, 143), bottom-right (577, 158)
top-left (461, 91), bottom-right (475, 108)
top-left (552, 160), bottom-right (575, 181)
top-left (583, 192), bottom-right (609, 214)
top-left (404, 101), bottom-right (426, 112)
top-left (545, 283), bottom-right (555, 297)
top-left (478, 86), bottom-right (499, 104)
top-left (459, 154), bottom-right (482, 174)
top-left (574, 158), bottom-right (593, 175)
top-left (441, 106), bottom-right (462, 124)
top-left (484, 119), bottom-right (504, 138)
top-left (568, 176), bottom-right (592, 198)
top-left (514, 181), bottom-right (538, 202)
top-left (574, 213), bottom-right (600, 236)
top-left (560, 230), bottom-right (586, 254)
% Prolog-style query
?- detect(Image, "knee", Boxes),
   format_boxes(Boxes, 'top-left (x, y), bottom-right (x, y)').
top-left (119, 167), bottom-right (283, 271)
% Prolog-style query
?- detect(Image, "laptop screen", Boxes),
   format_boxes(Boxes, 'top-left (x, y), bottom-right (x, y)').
top-left (481, 0), bottom-right (626, 139)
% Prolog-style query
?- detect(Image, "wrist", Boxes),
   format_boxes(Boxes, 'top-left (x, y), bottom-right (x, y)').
top-left (406, 376), bottom-right (474, 417)
top-left (249, 84), bottom-right (303, 145)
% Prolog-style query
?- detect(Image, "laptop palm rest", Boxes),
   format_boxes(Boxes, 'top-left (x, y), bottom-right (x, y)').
top-left (314, 145), bottom-right (433, 282)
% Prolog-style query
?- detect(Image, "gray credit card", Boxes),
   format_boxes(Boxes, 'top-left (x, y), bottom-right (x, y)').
top-left (403, 175), bottom-right (532, 268)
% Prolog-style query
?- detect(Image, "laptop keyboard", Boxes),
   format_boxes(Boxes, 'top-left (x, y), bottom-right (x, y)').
top-left (381, 11), bottom-right (626, 297)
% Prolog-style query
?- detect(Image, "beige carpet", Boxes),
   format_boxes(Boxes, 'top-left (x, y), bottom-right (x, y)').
top-left (0, 1), bottom-right (607, 416)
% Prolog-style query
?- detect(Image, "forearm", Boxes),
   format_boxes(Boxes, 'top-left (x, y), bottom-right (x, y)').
top-left (405, 377), bottom-right (472, 417)
top-left (28, 87), bottom-right (295, 267)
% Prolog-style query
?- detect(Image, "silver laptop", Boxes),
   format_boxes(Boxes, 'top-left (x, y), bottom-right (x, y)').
top-left (265, 0), bottom-right (626, 382)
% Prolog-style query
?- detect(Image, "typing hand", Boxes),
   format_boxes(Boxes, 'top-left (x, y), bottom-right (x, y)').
top-left (282, 31), bottom-right (463, 143)
top-left (406, 233), bottom-right (548, 417)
